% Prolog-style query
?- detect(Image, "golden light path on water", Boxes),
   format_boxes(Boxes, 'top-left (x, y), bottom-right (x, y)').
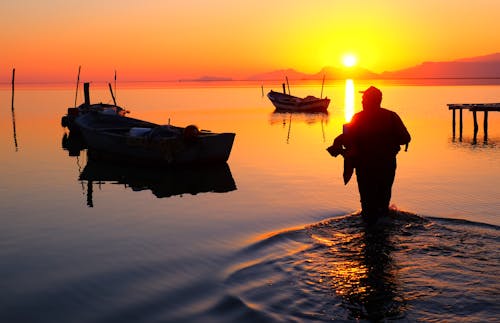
top-left (344, 79), bottom-right (355, 122)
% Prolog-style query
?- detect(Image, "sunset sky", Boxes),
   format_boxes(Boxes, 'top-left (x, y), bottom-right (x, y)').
top-left (1, 0), bottom-right (499, 82)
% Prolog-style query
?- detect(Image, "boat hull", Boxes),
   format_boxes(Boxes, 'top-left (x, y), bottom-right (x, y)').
top-left (267, 90), bottom-right (330, 112)
top-left (75, 113), bottom-right (235, 166)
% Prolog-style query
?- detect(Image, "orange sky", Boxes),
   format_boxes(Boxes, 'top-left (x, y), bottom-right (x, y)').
top-left (1, 0), bottom-right (499, 82)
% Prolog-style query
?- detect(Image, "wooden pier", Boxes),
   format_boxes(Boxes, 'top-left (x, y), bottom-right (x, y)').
top-left (447, 103), bottom-right (500, 143)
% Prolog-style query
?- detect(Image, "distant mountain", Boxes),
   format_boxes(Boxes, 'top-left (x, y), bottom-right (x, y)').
top-left (179, 75), bottom-right (233, 82)
top-left (380, 53), bottom-right (500, 79)
top-left (316, 66), bottom-right (379, 80)
top-left (455, 53), bottom-right (500, 62)
top-left (248, 66), bottom-right (379, 81)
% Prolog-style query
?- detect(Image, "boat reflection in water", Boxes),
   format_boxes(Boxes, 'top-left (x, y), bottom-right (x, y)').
top-left (269, 111), bottom-right (329, 143)
top-left (62, 131), bottom-right (87, 157)
top-left (62, 132), bottom-right (237, 207)
top-left (269, 110), bottom-right (329, 125)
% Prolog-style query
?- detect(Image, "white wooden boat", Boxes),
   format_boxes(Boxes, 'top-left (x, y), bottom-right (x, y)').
top-left (267, 90), bottom-right (330, 112)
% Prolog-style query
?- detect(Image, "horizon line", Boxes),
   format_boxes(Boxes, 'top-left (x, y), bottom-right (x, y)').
top-left (2, 77), bottom-right (500, 89)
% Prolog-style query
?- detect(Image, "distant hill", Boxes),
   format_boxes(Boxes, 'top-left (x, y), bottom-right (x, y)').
top-left (455, 52), bottom-right (500, 62)
top-left (380, 53), bottom-right (500, 79)
top-left (247, 68), bottom-right (313, 81)
top-left (179, 75), bottom-right (233, 82)
top-left (316, 66), bottom-right (379, 80)
top-left (248, 66), bottom-right (378, 81)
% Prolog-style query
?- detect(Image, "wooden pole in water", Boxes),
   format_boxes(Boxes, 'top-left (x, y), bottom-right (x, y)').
top-left (484, 111), bottom-right (488, 142)
top-left (74, 66), bottom-right (81, 108)
top-left (472, 110), bottom-right (478, 144)
top-left (11, 68), bottom-right (15, 111)
top-left (286, 113), bottom-right (292, 144)
top-left (452, 108), bottom-right (456, 138)
top-left (83, 82), bottom-right (90, 106)
top-left (114, 70), bottom-right (117, 102)
top-left (11, 68), bottom-right (18, 151)
top-left (473, 110), bottom-right (478, 135)
top-left (285, 76), bottom-right (291, 95)
top-left (459, 108), bottom-right (463, 140)
top-left (320, 74), bottom-right (325, 99)
top-left (108, 83), bottom-right (117, 106)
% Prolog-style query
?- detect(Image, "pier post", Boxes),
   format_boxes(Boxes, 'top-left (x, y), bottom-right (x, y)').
top-left (459, 108), bottom-right (463, 140)
top-left (452, 108), bottom-right (456, 138)
top-left (473, 110), bottom-right (478, 134)
top-left (472, 110), bottom-right (478, 144)
top-left (484, 111), bottom-right (489, 142)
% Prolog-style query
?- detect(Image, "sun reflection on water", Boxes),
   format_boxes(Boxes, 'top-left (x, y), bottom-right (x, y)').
top-left (311, 230), bottom-right (369, 297)
top-left (304, 218), bottom-right (402, 320)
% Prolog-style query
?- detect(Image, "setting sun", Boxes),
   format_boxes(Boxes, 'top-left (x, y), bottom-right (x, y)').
top-left (342, 54), bottom-right (358, 68)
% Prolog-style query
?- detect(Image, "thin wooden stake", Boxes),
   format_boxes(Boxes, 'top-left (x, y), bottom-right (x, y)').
top-left (11, 68), bottom-right (15, 112)
top-left (114, 70), bottom-right (117, 102)
top-left (11, 68), bottom-right (18, 151)
top-left (108, 83), bottom-right (117, 106)
top-left (320, 74), bottom-right (325, 98)
top-left (74, 66), bottom-right (81, 107)
top-left (286, 113), bottom-right (292, 144)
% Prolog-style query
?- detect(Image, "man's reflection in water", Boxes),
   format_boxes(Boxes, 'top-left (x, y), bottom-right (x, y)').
top-left (348, 220), bottom-right (402, 320)
top-left (312, 214), bottom-right (404, 321)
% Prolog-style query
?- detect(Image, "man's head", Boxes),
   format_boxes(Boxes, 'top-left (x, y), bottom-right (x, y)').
top-left (360, 86), bottom-right (382, 110)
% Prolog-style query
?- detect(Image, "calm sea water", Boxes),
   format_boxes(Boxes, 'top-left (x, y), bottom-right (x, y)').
top-left (0, 80), bottom-right (498, 322)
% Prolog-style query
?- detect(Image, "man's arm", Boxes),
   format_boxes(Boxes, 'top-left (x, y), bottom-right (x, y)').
top-left (392, 112), bottom-right (411, 145)
top-left (327, 134), bottom-right (345, 157)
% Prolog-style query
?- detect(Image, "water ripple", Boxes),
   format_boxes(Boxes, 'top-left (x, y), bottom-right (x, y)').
top-left (214, 210), bottom-right (500, 322)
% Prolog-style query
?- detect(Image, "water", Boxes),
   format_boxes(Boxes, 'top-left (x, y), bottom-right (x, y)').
top-left (213, 212), bottom-right (499, 322)
top-left (0, 81), bottom-right (499, 322)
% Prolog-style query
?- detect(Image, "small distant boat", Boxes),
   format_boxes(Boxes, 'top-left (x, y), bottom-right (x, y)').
top-left (75, 112), bottom-right (235, 166)
top-left (267, 90), bottom-right (330, 112)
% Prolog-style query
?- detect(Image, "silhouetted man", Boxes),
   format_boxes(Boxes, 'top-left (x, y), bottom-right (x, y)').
top-left (328, 86), bottom-right (411, 223)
